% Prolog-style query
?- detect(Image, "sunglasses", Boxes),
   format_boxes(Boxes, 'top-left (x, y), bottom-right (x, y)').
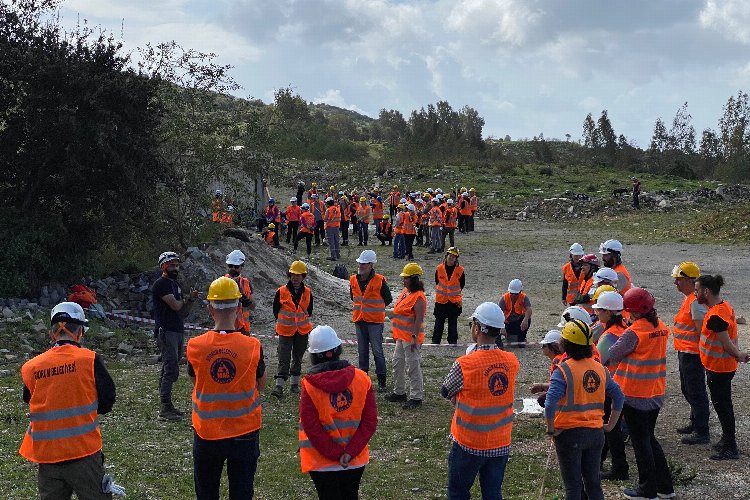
top-left (227, 264), bottom-right (243, 269)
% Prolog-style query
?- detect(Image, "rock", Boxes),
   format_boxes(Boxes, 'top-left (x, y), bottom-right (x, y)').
top-left (39, 297), bottom-right (51, 307)
top-left (737, 316), bottom-right (746, 325)
top-left (117, 342), bottom-right (134, 354)
top-left (2, 307), bottom-right (15, 319)
top-left (4, 354), bottom-right (17, 361)
top-left (186, 246), bottom-right (203, 259)
top-left (100, 331), bottom-right (116, 339)
top-left (0, 370), bottom-right (11, 378)
top-left (567, 206), bottom-right (574, 213)
top-left (25, 311), bottom-right (33, 320)
top-left (658, 199), bottom-right (670, 208)
top-left (0, 348), bottom-right (9, 353)
top-left (33, 321), bottom-right (47, 333)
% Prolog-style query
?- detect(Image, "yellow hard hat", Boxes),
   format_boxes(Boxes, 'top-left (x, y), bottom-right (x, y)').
top-left (311, 182), bottom-right (317, 187)
top-left (329, 185), bottom-right (336, 191)
top-left (469, 187), bottom-right (476, 192)
top-left (341, 196), bottom-right (349, 202)
top-left (360, 196), bottom-right (367, 202)
top-left (460, 187), bottom-right (467, 192)
top-left (671, 261), bottom-right (700, 279)
top-left (397, 203), bottom-right (405, 209)
top-left (593, 284), bottom-right (617, 301)
top-left (207, 276), bottom-right (242, 301)
top-left (393, 184), bottom-right (398, 189)
top-left (561, 320), bottom-right (593, 346)
top-left (289, 260), bottom-right (308, 275)
top-left (400, 262), bottom-right (424, 277)
top-left (268, 223), bottom-right (276, 229)
top-left (446, 247), bottom-right (460, 257)
top-left (383, 214), bottom-right (390, 219)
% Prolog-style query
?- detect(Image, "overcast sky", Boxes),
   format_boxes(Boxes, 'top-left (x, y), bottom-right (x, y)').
top-left (60, 0), bottom-right (750, 147)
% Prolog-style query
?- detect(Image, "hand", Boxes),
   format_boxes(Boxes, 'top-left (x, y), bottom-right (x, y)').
top-left (603, 420), bottom-right (616, 433)
top-left (520, 319), bottom-right (529, 331)
top-left (738, 352), bottom-right (750, 363)
top-left (190, 289), bottom-right (199, 299)
top-left (547, 428), bottom-right (561, 438)
top-left (339, 453), bottom-right (352, 468)
top-left (562, 300), bottom-right (568, 307)
top-left (530, 383), bottom-right (548, 394)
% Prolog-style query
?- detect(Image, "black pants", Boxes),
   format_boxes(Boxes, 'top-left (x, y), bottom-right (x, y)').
top-left (601, 396), bottom-right (627, 474)
top-left (341, 221), bottom-right (349, 243)
top-left (193, 430), bottom-right (260, 500)
top-left (276, 332), bottom-right (309, 379)
top-left (314, 220), bottom-right (325, 245)
top-left (433, 302), bottom-right (461, 344)
top-left (622, 404), bottom-right (673, 497)
top-left (467, 214), bottom-right (475, 231)
top-left (377, 233), bottom-right (392, 245)
top-left (389, 205), bottom-right (397, 218)
top-left (503, 318), bottom-right (529, 345)
top-left (286, 221), bottom-right (299, 243)
top-left (554, 427), bottom-right (605, 500)
top-left (678, 351), bottom-right (710, 435)
top-left (707, 369), bottom-right (736, 446)
top-left (295, 232), bottom-right (313, 256)
top-left (405, 234), bottom-right (415, 258)
top-left (309, 467), bottom-right (365, 500)
top-left (442, 228), bottom-right (455, 249)
top-left (632, 194), bottom-right (640, 209)
top-left (458, 214), bottom-right (466, 233)
top-left (157, 329), bottom-right (183, 405)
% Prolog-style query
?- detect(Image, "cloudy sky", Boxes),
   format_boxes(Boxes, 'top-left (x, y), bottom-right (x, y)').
top-left (59, 0), bottom-right (750, 147)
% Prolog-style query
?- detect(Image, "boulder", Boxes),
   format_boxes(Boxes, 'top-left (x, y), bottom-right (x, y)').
top-left (2, 307), bottom-right (15, 319)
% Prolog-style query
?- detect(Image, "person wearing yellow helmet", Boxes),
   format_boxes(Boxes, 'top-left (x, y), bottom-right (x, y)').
top-left (669, 261), bottom-right (710, 446)
top-left (466, 188), bottom-right (478, 232)
top-left (271, 261), bottom-right (314, 398)
top-left (545, 320), bottom-right (624, 500)
top-left (186, 277), bottom-right (266, 499)
top-left (385, 263), bottom-right (426, 409)
top-left (388, 185), bottom-right (401, 218)
top-left (376, 213), bottom-right (393, 246)
top-left (356, 196), bottom-right (372, 246)
top-left (432, 247), bottom-right (465, 345)
top-left (264, 223), bottom-right (278, 247)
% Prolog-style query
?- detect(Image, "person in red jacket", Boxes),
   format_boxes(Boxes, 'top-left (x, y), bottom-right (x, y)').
top-left (299, 325), bottom-right (377, 500)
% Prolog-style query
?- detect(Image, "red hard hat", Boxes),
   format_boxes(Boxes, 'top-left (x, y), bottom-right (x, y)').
top-left (580, 254), bottom-right (599, 266)
top-left (623, 287), bottom-right (655, 314)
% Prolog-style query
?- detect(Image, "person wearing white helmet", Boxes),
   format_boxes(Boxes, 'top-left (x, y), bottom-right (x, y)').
top-left (350, 250), bottom-right (393, 392)
top-left (403, 204), bottom-right (417, 259)
top-left (19, 302), bottom-right (117, 499)
top-left (441, 302), bottom-right (520, 500)
top-left (286, 197), bottom-right (302, 244)
top-left (499, 279), bottom-right (532, 347)
top-left (562, 243), bottom-right (585, 307)
top-left (299, 326), bottom-right (377, 499)
top-left (339, 194), bottom-right (351, 246)
top-left (599, 239), bottom-right (631, 293)
top-left (264, 197), bottom-right (281, 234)
top-left (442, 198), bottom-right (458, 250)
top-left (530, 330), bottom-right (565, 407)
top-left (467, 188), bottom-right (478, 232)
top-left (225, 250), bottom-right (256, 335)
top-left (589, 267), bottom-right (619, 304)
top-left (427, 198), bottom-right (443, 254)
top-left (392, 204), bottom-right (407, 259)
top-left (153, 251), bottom-right (198, 421)
top-left (294, 203), bottom-right (316, 258)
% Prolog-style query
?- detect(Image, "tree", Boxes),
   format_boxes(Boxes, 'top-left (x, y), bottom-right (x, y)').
top-left (582, 113), bottom-right (600, 149)
top-left (717, 91), bottom-right (750, 178)
top-left (668, 102), bottom-right (696, 154)
top-left (458, 105), bottom-right (485, 150)
top-left (597, 110), bottom-right (618, 163)
top-left (273, 87), bottom-right (310, 122)
top-left (699, 128), bottom-right (720, 177)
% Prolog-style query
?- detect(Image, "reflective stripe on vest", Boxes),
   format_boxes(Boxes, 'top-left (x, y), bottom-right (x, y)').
top-left (554, 358), bottom-right (606, 430)
top-left (350, 274), bottom-right (386, 323)
top-left (563, 262), bottom-right (582, 304)
top-left (699, 301), bottom-right (738, 372)
top-left (613, 319), bottom-right (668, 398)
top-left (325, 206), bottom-right (341, 228)
top-left (392, 288), bottom-right (425, 343)
top-left (672, 294), bottom-right (700, 353)
top-left (187, 331), bottom-right (262, 439)
top-left (19, 345), bottom-right (102, 464)
top-left (275, 286), bottom-right (313, 336)
top-left (435, 263), bottom-right (463, 305)
top-left (613, 263), bottom-right (632, 294)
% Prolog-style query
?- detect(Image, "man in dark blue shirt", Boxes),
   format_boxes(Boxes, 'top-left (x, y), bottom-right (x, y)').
top-left (152, 251), bottom-right (197, 421)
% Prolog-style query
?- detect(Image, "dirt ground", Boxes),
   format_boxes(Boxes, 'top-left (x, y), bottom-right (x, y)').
top-left (248, 218), bottom-right (749, 499)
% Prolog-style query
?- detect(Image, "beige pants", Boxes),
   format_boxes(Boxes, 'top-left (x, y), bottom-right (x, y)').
top-left (392, 340), bottom-right (424, 400)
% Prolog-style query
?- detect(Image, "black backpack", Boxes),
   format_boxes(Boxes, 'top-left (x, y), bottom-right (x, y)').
top-left (333, 263), bottom-right (349, 280)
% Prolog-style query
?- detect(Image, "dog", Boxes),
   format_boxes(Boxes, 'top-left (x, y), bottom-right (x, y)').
top-left (612, 188), bottom-right (629, 197)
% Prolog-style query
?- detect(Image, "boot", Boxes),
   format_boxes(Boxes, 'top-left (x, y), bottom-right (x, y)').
top-left (376, 374), bottom-right (387, 392)
top-left (271, 378), bottom-right (284, 398)
top-left (290, 375), bottom-right (300, 394)
top-left (159, 403), bottom-right (183, 421)
top-left (681, 432), bottom-right (710, 445)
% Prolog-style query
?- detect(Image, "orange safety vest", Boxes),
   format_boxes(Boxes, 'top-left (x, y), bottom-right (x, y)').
top-left (699, 301), bottom-right (738, 373)
top-left (350, 274), bottom-right (386, 324)
top-left (225, 274), bottom-right (252, 334)
top-left (501, 292), bottom-right (526, 321)
top-left (562, 262), bottom-right (582, 305)
top-left (265, 206), bottom-right (281, 223)
top-left (673, 294), bottom-right (701, 354)
top-left (613, 318), bottom-right (668, 398)
top-left (299, 369), bottom-right (371, 473)
top-left (578, 277), bottom-right (594, 314)
top-left (325, 205), bottom-right (341, 229)
top-left (212, 198), bottom-right (222, 222)
top-left (299, 211), bottom-right (316, 234)
top-left (19, 345), bottom-right (102, 463)
top-left (357, 204), bottom-right (371, 224)
top-left (389, 191), bottom-right (400, 207)
top-left (276, 285), bottom-right (313, 336)
top-left (402, 212), bottom-right (416, 235)
top-left (444, 207), bottom-right (458, 228)
top-left (459, 197), bottom-right (472, 216)
top-left (553, 358), bottom-right (607, 430)
top-left (187, 331), bottom-right (262, 440)
top-left (265, 231), bottom-right (276, 245)
top-left (549, 353), bottom-right (564, 378)
top-left (372, 200), bottom-right (384, 219)
top-left (393, 212), bottom-right (404, 234)
top-left (435, 263), bottom-right (463, 306)
top-left (220, 212), bottom-right (233, 224)
top-left (469, 195), bottom-right (478, 212)
top-left (286, 205), bottom-right (301, 222)
top-left (429, 206), bottom-right (443, 227)
top-left (597, 323), bottom-right (626, 374)
top-left (451, 349), bottom-right (519, 450)
top-left (379, 220), bottom-right (392, 236)
top-left (392, 288), bottom-right (426, 343)
top-left (307, 188), bottom-right (318, 205)
top-left (612, 263), bottom-right (632, 294)
top-left (341, 202), bottom-right (351, 222)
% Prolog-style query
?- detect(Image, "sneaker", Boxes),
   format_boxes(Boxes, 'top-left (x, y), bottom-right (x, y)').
top-left (710, 447), bottom-right (739, 460)
top-left (712, 436), bottom-right (726, 451)
top-left (623, 487), bottom-right (657, 500)
top-left (681, 433), bottom-right (710, 445)
top-left (271, 386), bottom-right (284, 398)
top-left (601, 470), bottom-right (629, 481)
top-left (384, 393), bottom-right (407, 403)
top-left (290, 384), bottom-right (300, 394)
top-left (676, 423), bottom-right (694, 434)
top-left (657, 493), bottom-right (676, 499)
top-left (402, 399), bottom-right (422, 410)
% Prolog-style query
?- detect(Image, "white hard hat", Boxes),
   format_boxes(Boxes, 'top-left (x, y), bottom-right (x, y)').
top-left (308, 325), bottom-right (342, 353)
top-left (593, 267), bottom-right (618, 284)
top-left (215, 189), bottom-right (223, 196)
top-left (325, 197), bottom-right (334, 202)
top-left (301, 203), bottom-right (310, 209)
top-left (447, 199), bottom-right (455, 206)
top-left (311, 193), bottom-right (319, 198)
top-left (592, 291), bottom-right (624, 311)
top-left (557, 305), bottom-right (592, 327)
top-left (226, 249), bottom-right (246, 266)
top-left (158, 251), bottom-right (180, 266)
top-left (569, 243), bottom-right (584, 255)
top-left (471, 302), bottom-right (506, 329)
top-left (407, 204), bottom-right (415, 211)
top-left (290, 197), bottom-right (298, 203)
top-left (400, 197), bottom-right (408, 204)
top-left (508, 279), bottom-right (523, 293)
top-left (356, 249), bottom-right (377, 264)
top-left (435, 194), bottom-right (443, 200)
top-left (540, 330), bottom-right (562, 345)
top-left (51, 302), bottom-right (89, 328)
top-left (599, 239), bottom-right (623, 255)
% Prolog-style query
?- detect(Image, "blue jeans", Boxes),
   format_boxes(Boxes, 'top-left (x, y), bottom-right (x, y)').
top-left (447, 442), bottom-right (509, 500)
top-left (393, 233), bottom-right (405, 258)
top-left (554, 427), bottom-right (605, 500)
top-left (355, 322), bottom-right (386, 376)
top-left (193, 430), bottom-right (260, 499)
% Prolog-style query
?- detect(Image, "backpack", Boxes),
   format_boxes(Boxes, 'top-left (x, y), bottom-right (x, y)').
top-left (333, 263), bottom-right (349, 280)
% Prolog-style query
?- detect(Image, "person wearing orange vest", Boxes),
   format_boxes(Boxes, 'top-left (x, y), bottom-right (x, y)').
top-left (591, 291), bottom-right (629, 481)
top-left (669, 262), bottom-right (710, 446)
top-left (695, 274), bottom-right (750, 460)
top-left (294, 203), bottom-right (316, 258)
top-left (339, 195), bottom-right (351, 246)
top-left (356, 196), bottom-right (371, 246)
top-left (441, 199), bottom-right (458, 250)
top-left (572, 254), bottom-right (600, 315)
top-left (530, 329), bottom-right (564, 408)
top-left (457, 191), bottom-right (471, 233)
top-left (427, 198), bottom-right (443, 254)
top-left (20, 302), bottom-right (118, 500)
top-left (324, 197), bottom-right (341, 261)
top-left (376, 214), bottom-right (393, 245)
top-left (350, 250), bottom-right (393, 392)
top-left (599, 239), bottom-right (632, 294)
top-left (187, 277), bottom-right (266, 499)
top-left (388, 185), bottom-right (401, 218)
top-left (441, 302), bottom-right (519, 500)
top-left (299, 326), bottom-right (378, 499)
top-left (310, 194), bottom-right (326, 246)
top-left (545, 320), bottom-right (624, 500)
top-left (212, 190), bottom-right (223, 222)
top-left (432, 247), bottom-right (465, 345)
top-left (403, 204), bottom-right (417, 260)
top-left (264, 223), bottom-right (278, 247)
top-left (609, 288), bottom-right (674, 500)
top-left (225, 250), bottom-right (256, 335)
top-left (467, 188), bottom-right (478, 232)
top-left (272, 260), bottom-right (314, 398)
top-left (372, 195), bottom-right (384, 236)
top-left (500, 279), bottom-right (532, 347)
top-left (392, 204), bottom-right (406, 258)
top-left (562, 243), bottom-right (585, 307)
top-left (286, 197), bottom-right (302, 244)
top-left (385, 263), bottom-right (426, 409)
top-left (307, 182), bottom-right (319, 205)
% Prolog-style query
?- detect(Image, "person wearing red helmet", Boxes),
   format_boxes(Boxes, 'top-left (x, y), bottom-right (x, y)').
top-left (573, 254), bottom-right (600, 314)
top-left (608, 288), bottom-right (674, 500)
